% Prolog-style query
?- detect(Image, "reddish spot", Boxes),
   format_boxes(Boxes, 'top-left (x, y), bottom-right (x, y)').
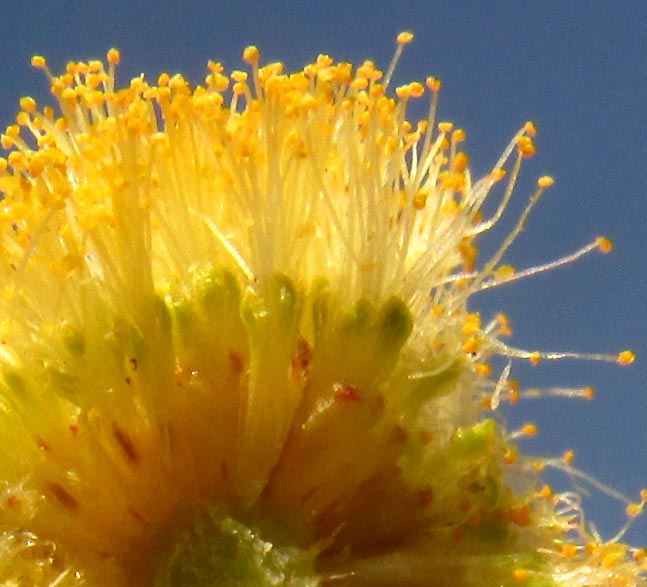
top-left (5, 494), bottom-right (21, 508)
top-left (124, 376), bottom-right (132, 385)
top-left (508, 505), bottom-right (532, 527)
top-left (35, 436), bottom-right (51, 453)
top-left (69, 423), bottom-right (79, 436)
top-left (128, 507), bottom-right (148, 525)
top-left (129, 357), bottom-right (139, 370)
top-left (291, 337), bottom-right (312, 379)
top-left (229, 351), bottom-right (244, 374)
top-left (459, 499), bottom-right (472, 513)
top-left (299, 486), bottom-right (318, 505)
top-left (174, 368), bottom-right (184, 387)
top-left (333, 382), bottom-right (360, 402)
top-left (48, 483), bottom-right (80, 511)
top-left (417, 487), bottom-right (434, 507)
top-left (392, 425), bottom-right (409, 443)
top-left (112, 424), bottom-right (140, 464)
top-left (419, 430), bottom-right (432, 445)
top-left (453, 526), bottom-right (466, 541)
top-left (220, 460), bottom-right (228, 480)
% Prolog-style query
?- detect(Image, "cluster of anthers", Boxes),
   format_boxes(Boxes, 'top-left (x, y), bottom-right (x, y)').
top-left (0, 32), bottom-right (643, 587)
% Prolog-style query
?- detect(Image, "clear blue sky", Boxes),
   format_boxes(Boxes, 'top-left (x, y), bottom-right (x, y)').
top-left (1, 1), bottom-right (645, 545)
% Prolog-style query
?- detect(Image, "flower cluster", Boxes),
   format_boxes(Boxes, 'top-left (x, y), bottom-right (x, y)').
top-left (0, 33), bottom-right (644, 587)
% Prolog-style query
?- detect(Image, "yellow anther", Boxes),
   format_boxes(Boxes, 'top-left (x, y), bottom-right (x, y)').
top-left (452, 128), bottom-right (466, 143)
top-left (633, 548), bottom-right (647, 562)
top-left (157, 72), bottom-right (170, 87)
top-left (106, 48), bottom-right (120, 65)
top-left (520, 423), bottom-right (538, 437)
top-left (395, 85), bottom-right (410, 100)
top-left (563, 450), bottom-right (575, 465)
top-left (496, 313), bottom-right (513, 336)
top-left (31, 55), bottom-right (47, 69)
top-left (512, 568), bottom-right (529, 582)
top-left (426, 76), bottom-right (442, 92)
top-left (396, 84), bottom-right (422, 99)
top-left (231, 70), bottom-right (248, 83)
top-left (462, 313), bottom-right (481, 335)
top-left (601, 549), bottom-right (625, 568)
top-left (617, 350), bottom-right (635, 366)
top-left (19, 96), bottom-right (37, 112)
top-left (409, 82), bottom-right (425, 98)
top-left (15, 112), bottom-right (30, 126)
top-left (452, 151), bottom-right (469, 173)
top-left (532, 461), bottom-right (546, 473)
top-left (562, 544), bottom-right (578, 558)
top-left (438, 121), bottom-right (453, 134)
top-left (524, 121), bottom-right (537, 136)
top-left (539, 484), bottom-right (553, 499)
top-left (88, 60), bottom-right (103, 72)
top-left (475, 363), bottom-right (492, 377)
top-left (517, 136), bottom-right (536, 158)
top-left (584, 386), bottom-right (595, 399)
top-left (491, 167), bottom-right (506, 182)
top-left (61, 88), bottom-right (77, 101)
top-left (27, 156), bottom-right (46, 178)
top-left (640, 489), bottom-right (647, 501)
top-left (537, 175), bottom-right (554, 188)
top-left (461, 337), bottom-right (482, 355)
top-left (626, 502), bottom-right (643, 518)
top-left (495, 265), bottom-right (515, 279)
top-left (528, 351), bottom-right (541, 366)
top-left (397, 31), bottom-right (415, 45)
top-left (5, 125), bottom-right (20, 139)
top-left (596, 236), bottom-right (613, 254)
top-left (243, 46), bottom-right (260, 65)
top-left (413, 189), bottom-right (428, 210)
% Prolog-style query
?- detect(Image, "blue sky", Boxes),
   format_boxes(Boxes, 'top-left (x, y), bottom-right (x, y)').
top-left (1, 1), bottom-right (645, 545)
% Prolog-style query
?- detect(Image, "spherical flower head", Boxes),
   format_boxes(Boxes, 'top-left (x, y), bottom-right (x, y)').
top-left (0, 37), bottom-right (644, 587)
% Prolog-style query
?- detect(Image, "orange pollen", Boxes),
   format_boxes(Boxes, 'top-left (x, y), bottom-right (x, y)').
top-left (617, 350), bottom-right (636, 366)
top-left (512, 568), bottom-right (530, 582)
top-left (563, 450), bottom-right (576, 465)
top-left (596, 236), bottom-right (614, 253)
top-left (397, 31), bottom-right (415, 44)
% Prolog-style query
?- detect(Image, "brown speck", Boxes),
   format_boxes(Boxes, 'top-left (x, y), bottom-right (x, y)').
top-left (299, 486), bottom-right (318, 504)
top-left (124, 376), bottom-right (131, 385)
top-left (332, 382), bottom-right (360, 402)
top-left (112, 423), bottom-right (140, 464)
top-left (69, 423), bottom-right (79, 436)
top-left (392, 425), bottom-right (409, 443)
top-left (417, 487), bottom-right (434, 507)
top-left (5, 494), bottom-right (21, 508)
top-left (129, 357), bottom-right (138, 371)
top-left (291, 337), bottom-right (312, 379)
top-left (220, 460), bottom-right (228, 480)
top-left (35, 436), bottom-right (51, 452)
top-left (48, 483), bottom-right (80, 511)
top-left (174, 368), bottom-right (184, 387)
top-left (128, 506), bottom-right (148, 525)
top-left (419, 430), bottom-right (432, 445)
top-left (229, 350), bottom-right (244, 374)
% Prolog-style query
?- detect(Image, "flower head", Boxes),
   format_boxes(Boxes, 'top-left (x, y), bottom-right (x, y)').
top-left (0, 35), bottom-right (644, 587)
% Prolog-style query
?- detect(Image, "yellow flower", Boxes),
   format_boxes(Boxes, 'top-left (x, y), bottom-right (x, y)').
top-left (0, 34), bottom-right (644, 587)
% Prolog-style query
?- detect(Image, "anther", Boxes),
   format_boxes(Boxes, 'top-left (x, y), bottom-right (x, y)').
top-left (396, 31), bottom-right (415, 45)
top-left (596, 236), bottom-right (614, 254)
top-left (617, 350), bottom-right (635, 366)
